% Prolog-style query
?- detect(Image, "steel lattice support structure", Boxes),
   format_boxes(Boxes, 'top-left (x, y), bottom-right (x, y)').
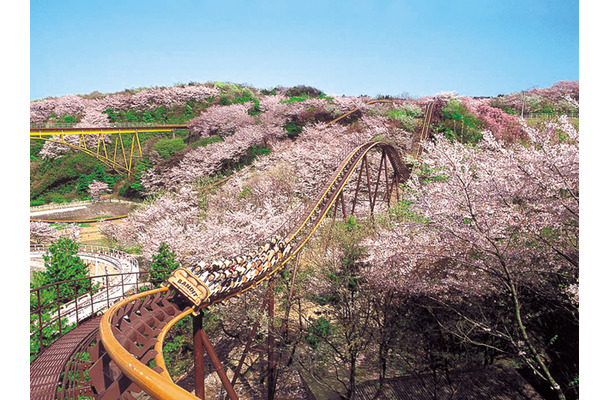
top-left (30, 125), bottom-right (186, 176)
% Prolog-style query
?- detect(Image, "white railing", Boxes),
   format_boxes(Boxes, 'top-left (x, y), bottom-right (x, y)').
top-left (30, 244), bottom-right (140, 328)
top-left (30, 198), bottom-right (140, 213)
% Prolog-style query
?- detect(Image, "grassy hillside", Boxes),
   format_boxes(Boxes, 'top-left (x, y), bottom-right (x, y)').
top-left (30, 81), bottom-right (578, 206)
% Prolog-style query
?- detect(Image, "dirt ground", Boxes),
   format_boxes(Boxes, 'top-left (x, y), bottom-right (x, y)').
top-left (31, 202), bottom-right (137, 246)
top-left (30, 202), bottom-right (137, 222)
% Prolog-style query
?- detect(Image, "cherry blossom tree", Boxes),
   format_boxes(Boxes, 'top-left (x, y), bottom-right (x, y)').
top-left (364, 117), bottom-right (578, 400)
top-left (102, 159), bottom-right (301, 266)
top-left (57, 223), bottom-right (82, 242)
top-left (32, 84), bottom-right (219, 158)
top-left (30, 98), bottom-right (58, 123)
top-left (99, 186), bottom-right (204, 263)
top-left (460, 97), bottom-right (526, 142)
top-left (88, 180), bottom-right (110, 202)
top-left (30, 83), bottom-right (220, 125)
top-left (187, 102), bottom-right (255, 138)
top-left (30, 221), bottom-right (82, 243)
top-left (30, 221), bottom-right (60, 244)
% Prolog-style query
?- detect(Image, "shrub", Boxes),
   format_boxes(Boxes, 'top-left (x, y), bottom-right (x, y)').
top-left (286, 85), bottom-right (323, 98)
top-left (248, 146), bottom-right (270, 157)
top-left (214, 82), bottom-right (258, 106)
top-left (385, 104), bottom-right (422, 131)
top-left (49, 194), bottom-right (68, 204)
top-left (153, 138), bottom-right (187, 159)
top-left (284, 120), bottom-right (304, 137)
top-left (30, 141), bottom-right (44, 161)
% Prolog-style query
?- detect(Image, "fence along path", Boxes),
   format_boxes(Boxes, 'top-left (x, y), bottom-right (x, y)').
top-left (30, 244), bottom-right (140, 328)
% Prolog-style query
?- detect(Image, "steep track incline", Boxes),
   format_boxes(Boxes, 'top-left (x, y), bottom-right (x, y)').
top-left (31, 101), bottom-right (435, 399)
top-left (90, 139), bottom-right (422, 399)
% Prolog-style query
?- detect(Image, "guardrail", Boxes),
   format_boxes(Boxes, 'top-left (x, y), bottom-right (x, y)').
top-left (30, 198), bottom-right (139, 213)
top-left (29, 244), bottom-right (148, 359)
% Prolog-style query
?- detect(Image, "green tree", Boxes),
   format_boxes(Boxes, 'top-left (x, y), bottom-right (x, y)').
top-left (39, 237), bottom-right (89, 300)
top-left (150, 242), bottom-right (180, 286)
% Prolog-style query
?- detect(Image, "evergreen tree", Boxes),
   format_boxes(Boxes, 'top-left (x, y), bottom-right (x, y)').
top-left (150, 242), bottom-right (180, 286)
top-left (40, 237), bottom-right (89, 300)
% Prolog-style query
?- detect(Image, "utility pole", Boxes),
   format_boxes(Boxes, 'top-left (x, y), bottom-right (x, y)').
top-left (521, 90), bottom-right (525, 118)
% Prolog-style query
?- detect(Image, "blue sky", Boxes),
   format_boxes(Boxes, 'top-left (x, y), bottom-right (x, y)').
top-left (29, 0), bottom-right (578, 100)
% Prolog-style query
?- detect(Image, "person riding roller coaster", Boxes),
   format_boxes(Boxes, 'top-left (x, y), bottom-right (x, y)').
top-left (168, 236), bottom-right (291, 308)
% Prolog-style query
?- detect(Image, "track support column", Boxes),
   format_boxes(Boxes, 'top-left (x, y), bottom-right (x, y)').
top-left (193, 313), bottom-right (206, 399)
top-left (268, 277), bottom-right (276, 400)
top-left (199, 328), bottom-right (239, 400)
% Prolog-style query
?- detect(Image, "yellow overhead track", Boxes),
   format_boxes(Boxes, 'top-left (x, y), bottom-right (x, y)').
top-left (30, 125), bottom-right (187, 176)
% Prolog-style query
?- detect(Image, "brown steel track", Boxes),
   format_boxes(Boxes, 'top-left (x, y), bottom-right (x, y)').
top-left (86, 141), bottom-right (398, 399)
top-left (30, 101), bottom-right (435, 399)
top-left (30, 316), bottom-right (102, 399)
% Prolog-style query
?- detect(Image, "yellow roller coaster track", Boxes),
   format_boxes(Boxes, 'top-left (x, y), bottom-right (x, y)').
top-left (96, 142), bottom-right (394, 399)
top-left (30, 101), bottom-right (436, 399)
top-left (30, 125), bottom-right (187, 176)
top-left (88, 103), bottom-right (435, 399)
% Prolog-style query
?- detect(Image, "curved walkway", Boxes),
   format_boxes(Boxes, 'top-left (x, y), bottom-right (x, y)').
top-left (30, 245), bottom-right (140, 400)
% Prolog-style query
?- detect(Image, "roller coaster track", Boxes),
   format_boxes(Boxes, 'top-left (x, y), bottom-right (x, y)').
top-left (30, 124), bottom-right (187, 176)
top-left (29, 101), bottom-right (435, 399)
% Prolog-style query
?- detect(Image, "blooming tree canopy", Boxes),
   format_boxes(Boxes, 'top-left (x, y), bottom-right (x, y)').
top-left (363, 116), bottom-right (578, 399)
top-left (365, 116), bottom-right (578, 299)
top-left (30, 221), bottom-right (60, 244)
top-left (88, 180), bottom-right (111, 202)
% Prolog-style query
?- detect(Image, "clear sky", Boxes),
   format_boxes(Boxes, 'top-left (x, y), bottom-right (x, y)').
top-left (29, 0), bottom-right (578, 100)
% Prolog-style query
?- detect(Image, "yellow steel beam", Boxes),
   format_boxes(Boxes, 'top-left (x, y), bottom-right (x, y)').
top-left (30, 126), bottom-right (186, 136)
top-left (154, 307), bottom-right (195, 381)
top-left (99, 288), bottom-right (201, 400)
